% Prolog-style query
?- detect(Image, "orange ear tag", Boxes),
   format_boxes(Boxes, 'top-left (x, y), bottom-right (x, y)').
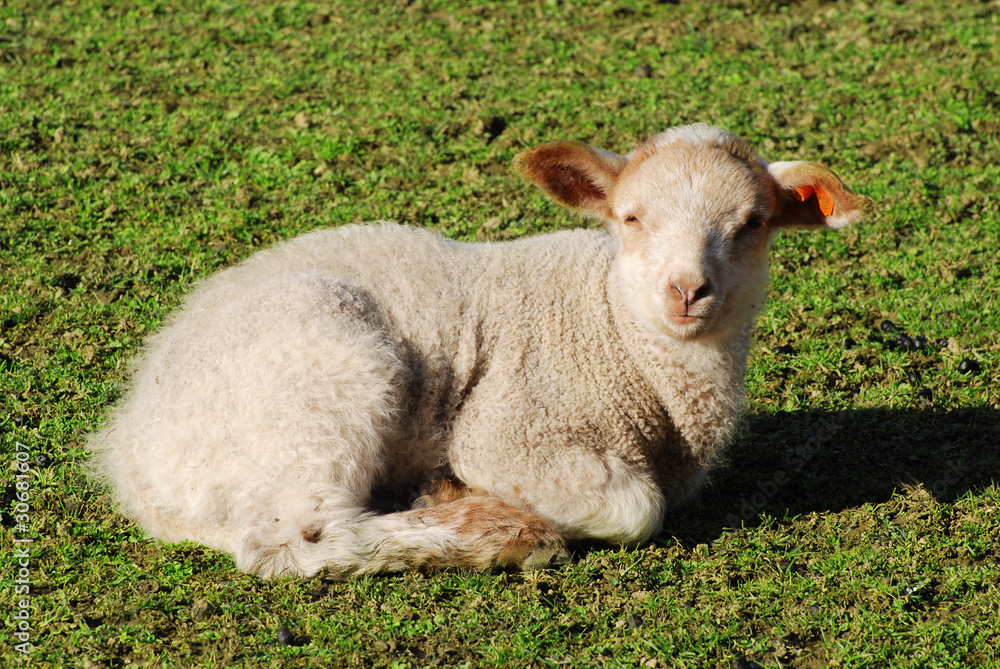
top-left (793, 185), bottom-right (835, 217)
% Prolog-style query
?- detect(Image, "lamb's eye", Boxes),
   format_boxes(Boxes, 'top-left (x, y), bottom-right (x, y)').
top-left (624, 215), bottom-right (641, 227)
top-left (745, 215), bottom-right (765, 230)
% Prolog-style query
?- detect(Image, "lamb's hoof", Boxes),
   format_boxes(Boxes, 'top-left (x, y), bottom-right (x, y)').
top-left (520, 542), bottom-right (572, 570)
top-left (494, 522), bottom-right (570, 571)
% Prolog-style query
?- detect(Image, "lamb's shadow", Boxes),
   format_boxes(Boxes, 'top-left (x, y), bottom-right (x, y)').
top-left (659, 405), bottom-right (1000, 546)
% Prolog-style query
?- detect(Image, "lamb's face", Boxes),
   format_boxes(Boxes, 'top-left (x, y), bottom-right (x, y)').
top-left (513, 123), bottom-right (871, 344)
top-left (611, 139), bottom-right (777, 342)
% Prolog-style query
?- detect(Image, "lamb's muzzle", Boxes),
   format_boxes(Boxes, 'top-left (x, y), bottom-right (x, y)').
top-left (87, 123), bottom-right (873, 577)
top-left (670, 279), bottom-right (712, 320)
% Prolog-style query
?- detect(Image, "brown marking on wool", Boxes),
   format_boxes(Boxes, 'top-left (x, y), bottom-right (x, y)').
top-left (417, 494), bottom-right (566, 569)
top-left (412, 477), bottom-right (479, 508)
top-left (302, 525), bottom-right (322, 543)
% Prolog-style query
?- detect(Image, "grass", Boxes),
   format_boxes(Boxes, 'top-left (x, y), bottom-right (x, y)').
top-left (1, 0), bottom-right (999, 666)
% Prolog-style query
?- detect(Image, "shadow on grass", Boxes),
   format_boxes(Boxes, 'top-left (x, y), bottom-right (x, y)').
top-left (660, 405), bottom-right (1000, 546)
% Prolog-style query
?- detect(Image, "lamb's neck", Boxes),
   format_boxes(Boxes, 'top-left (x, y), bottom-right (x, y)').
top-left (608, 277), bottom-right (752, 464)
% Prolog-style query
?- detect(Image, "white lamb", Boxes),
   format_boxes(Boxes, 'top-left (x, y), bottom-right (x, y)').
top-left (88, 124), bottom-right (872, 577)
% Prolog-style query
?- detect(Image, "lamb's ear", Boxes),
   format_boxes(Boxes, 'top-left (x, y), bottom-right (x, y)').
top-left (513, 141), bottom-right (627, 220)
top-left (768, 161), bottom-right (874, 229)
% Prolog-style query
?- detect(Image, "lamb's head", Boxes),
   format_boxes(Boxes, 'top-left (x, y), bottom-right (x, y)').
top-left (514, 124), bottom-right (873, 342)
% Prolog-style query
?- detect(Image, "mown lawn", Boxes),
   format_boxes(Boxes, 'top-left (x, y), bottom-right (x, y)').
top-left (1, 0), bottom-right (998, 667)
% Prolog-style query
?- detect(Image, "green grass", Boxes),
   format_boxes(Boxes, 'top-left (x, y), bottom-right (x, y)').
top-left (2, 0), bottom-right (999, 666)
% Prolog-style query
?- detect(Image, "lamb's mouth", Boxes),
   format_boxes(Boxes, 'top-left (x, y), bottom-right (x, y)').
top-left (662, 314), bottom-right (714, 341)
top-left (667, 313), bottom-right (706, 325)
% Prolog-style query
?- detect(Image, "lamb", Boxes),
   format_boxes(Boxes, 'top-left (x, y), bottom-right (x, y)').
top-left (88, 124), bottom-right (872, 578)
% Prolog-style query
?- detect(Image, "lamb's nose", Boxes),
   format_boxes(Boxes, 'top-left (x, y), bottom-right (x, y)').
top-left (672, 280), bottom-right (712, 310)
